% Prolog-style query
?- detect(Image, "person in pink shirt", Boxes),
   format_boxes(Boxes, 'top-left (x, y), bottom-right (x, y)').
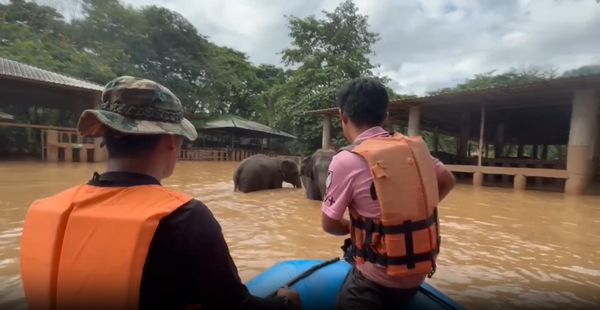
top-left (321, 78), bottom-right (455, 309)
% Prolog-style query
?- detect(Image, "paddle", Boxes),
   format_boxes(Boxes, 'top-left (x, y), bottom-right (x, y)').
top-left (267, 257), bottom-right (341, 297)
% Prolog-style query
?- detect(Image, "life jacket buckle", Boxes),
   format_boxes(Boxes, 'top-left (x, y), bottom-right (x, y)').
top-left (365, 247), bottom-right (377, 264)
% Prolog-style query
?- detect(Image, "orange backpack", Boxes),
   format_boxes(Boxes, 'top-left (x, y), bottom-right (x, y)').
top-left (349, 133), bottom-right (441, 277)
top-left (20, 184), bottom-right (192, 309)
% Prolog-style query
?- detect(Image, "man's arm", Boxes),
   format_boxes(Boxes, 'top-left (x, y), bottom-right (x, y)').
top-left (163, 201), bottom-right (296, 309)
top-left (321, 152), bottom-right (355, 236)
top-left (432, 158), bottom-right (455, 201)
top-left (321, 215), bottom-right (350, 236)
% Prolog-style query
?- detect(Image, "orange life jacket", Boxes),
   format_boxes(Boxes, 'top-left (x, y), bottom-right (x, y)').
top-left (20, 184), bottom-right (192, 310)
top-left (347, 132), bottom-right (441, 278)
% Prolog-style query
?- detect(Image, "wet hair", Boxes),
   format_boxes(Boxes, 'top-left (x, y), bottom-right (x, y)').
top-left (336, 77), bottom-right (389, 127)
top-left (103, 129), bottom-right (164, 159)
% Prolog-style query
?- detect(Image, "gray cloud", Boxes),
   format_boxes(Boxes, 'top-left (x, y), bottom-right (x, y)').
top-left (122, 0), bottom-right (600, 95)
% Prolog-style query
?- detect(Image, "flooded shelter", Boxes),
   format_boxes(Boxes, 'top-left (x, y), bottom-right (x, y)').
top-left (310, 74), bottom-right (600, 195)
top-left (0, 57), bottom-right (106, 162)
top-left (181, 114), bottom-right (297, 161)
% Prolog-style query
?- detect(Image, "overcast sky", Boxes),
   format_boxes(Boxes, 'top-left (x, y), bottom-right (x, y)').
top-left (118, 0), bottom-right (599, 94)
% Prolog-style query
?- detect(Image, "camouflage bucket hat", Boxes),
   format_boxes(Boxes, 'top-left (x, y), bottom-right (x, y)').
top-left (77, 76), bottom-right (198, 141)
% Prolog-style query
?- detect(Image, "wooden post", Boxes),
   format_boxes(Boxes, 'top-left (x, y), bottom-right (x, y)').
top-left (40, 129), bottom-right (45, 160)
top-left (484, 143), bottom-right (490, 159)
top-left (477, 104), bottom-right (486, 167)
top-left (495, 122), bottom-right (505, 158)
top-left (557, 145), bottom-right (564, 161)
top-left (407, 105), bottom-right (421, 137)
top-left (517, 144), bottom-right (524, 158)
top-left (322, 114), bottom-right (332, 150)
top-left (542, 145), bottom-right (549, 160)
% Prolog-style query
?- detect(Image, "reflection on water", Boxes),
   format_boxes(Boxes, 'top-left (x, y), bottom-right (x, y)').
top-left (1, 161), bottom-right (599, 309)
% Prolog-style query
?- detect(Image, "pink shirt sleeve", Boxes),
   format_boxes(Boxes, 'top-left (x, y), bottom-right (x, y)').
top-left (321, 151), bottom-right (360, 221)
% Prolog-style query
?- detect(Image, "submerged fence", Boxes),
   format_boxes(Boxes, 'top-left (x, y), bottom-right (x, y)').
top-left (179, 148), bottom-right (299, 163)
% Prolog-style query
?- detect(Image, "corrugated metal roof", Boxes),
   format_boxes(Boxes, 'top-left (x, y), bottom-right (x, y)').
top-left (198, 115), bottom-right (296, 139)
top-left (0, 111), bottom-right (15, 120)
top-left (399, 72), bottom-right (600, 105)
top-left (307, 73), bottom-right (600, 114)
top-left (0, 57), bottom-right (103, 91)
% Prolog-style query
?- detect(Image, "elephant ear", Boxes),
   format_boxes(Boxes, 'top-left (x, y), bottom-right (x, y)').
top-left (300, 157), bottom-right (313, 178)
top-left (281, 159), bottom-right (299, 178)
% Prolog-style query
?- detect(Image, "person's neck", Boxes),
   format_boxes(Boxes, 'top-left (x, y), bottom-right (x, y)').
top-left (347, 125), bottom-right (376, 143)
top-left (106, 158), bottom-right (163, 181)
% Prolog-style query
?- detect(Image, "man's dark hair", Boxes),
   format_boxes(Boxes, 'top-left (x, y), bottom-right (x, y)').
top-left (336, 77), bottom-right (389, 127)
top-left (103, 129), bottom-right (164, 159)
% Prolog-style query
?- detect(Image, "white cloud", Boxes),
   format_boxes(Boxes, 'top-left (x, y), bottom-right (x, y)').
top-left (119, 0), bottom-right (600, 95)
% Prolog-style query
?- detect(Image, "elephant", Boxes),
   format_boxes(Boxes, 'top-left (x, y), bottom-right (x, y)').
top-left (300, 149), bottom-right (335, 201)
top-left (233, 154), bottom-right (302, 193)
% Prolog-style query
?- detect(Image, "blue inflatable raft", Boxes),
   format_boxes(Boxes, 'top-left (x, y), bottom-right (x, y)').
top-left (246, 259), bottom-right (463, 310)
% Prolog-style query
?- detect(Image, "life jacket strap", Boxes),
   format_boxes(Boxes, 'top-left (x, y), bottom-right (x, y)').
top-left (353, 246), bottom-right (440, 267)
top-left (350, 208), bottom-right (441, 270)
top-left (350, 209), bottom-right (438, 235)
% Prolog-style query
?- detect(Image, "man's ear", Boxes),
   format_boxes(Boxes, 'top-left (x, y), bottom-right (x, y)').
top-left (340, 110), bottom-right (349, 125)
top-left (165, 135), bottom-right (181, 151)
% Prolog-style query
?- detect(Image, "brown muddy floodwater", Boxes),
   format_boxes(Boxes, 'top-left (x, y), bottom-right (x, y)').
top-left (1, 161), bottom-right (599, 309)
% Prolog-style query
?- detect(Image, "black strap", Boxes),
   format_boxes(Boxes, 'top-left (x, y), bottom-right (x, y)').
top-left (351, 210), bottom-right (440, 270)
top-left (350, 210), bottom-right (438, 235)
top-left (353, 247), bottom-right (438, 266)
top-left (363, 218), bottom-right (374, 247)
top-left (433, 208), bottom-right (441, 254)
top-left (266, 257), bottom-right (340, 297)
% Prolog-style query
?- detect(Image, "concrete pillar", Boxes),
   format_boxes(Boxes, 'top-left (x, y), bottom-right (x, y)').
top-left (64, 146), bottom-right (73, 162)
top-left (407, 105), bottom-right (421, 137)
top-left (473, 171), bottom-right (483, 186)
top-left (322, 114), bottom-right (332, 150)
top-left (514, 174), bottom-right (527, 190)
top-left (565, 89), bottom-right (599, 195)
top-left (46, 130), bottom-right (58, 162)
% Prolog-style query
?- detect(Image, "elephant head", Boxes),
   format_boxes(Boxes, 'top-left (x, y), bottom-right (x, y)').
top-left (281, 159), bottom-right (302, 188)
top-left (301, 149), bottom-right (335, 200)
top-left (300, 157), bottom-right (310, 186)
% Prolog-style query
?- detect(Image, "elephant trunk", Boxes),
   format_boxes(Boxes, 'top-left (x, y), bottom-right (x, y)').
top-left (294, 177), bottom-right (302, 189)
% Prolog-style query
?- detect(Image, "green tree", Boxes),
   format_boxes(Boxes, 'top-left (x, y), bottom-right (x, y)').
top-left (429, 67), bottom-right (557, 95)
top-left (276, 0), bottom-right (381, 154)
top-left (562, 64), bottom-right (600, 77)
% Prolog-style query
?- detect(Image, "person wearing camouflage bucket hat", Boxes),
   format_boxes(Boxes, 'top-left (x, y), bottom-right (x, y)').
top-left (20, 75), bottom-right (301, 310)
top-left (78, 75), bottom-right (198, 140)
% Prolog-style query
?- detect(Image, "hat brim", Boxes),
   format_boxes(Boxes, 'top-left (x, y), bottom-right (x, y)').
top-left (77, 110), bottom-right (198, 141)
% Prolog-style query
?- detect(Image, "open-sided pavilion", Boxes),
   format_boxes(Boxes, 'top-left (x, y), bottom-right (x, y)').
top-left (309, 74), bottom-right (600, 195)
